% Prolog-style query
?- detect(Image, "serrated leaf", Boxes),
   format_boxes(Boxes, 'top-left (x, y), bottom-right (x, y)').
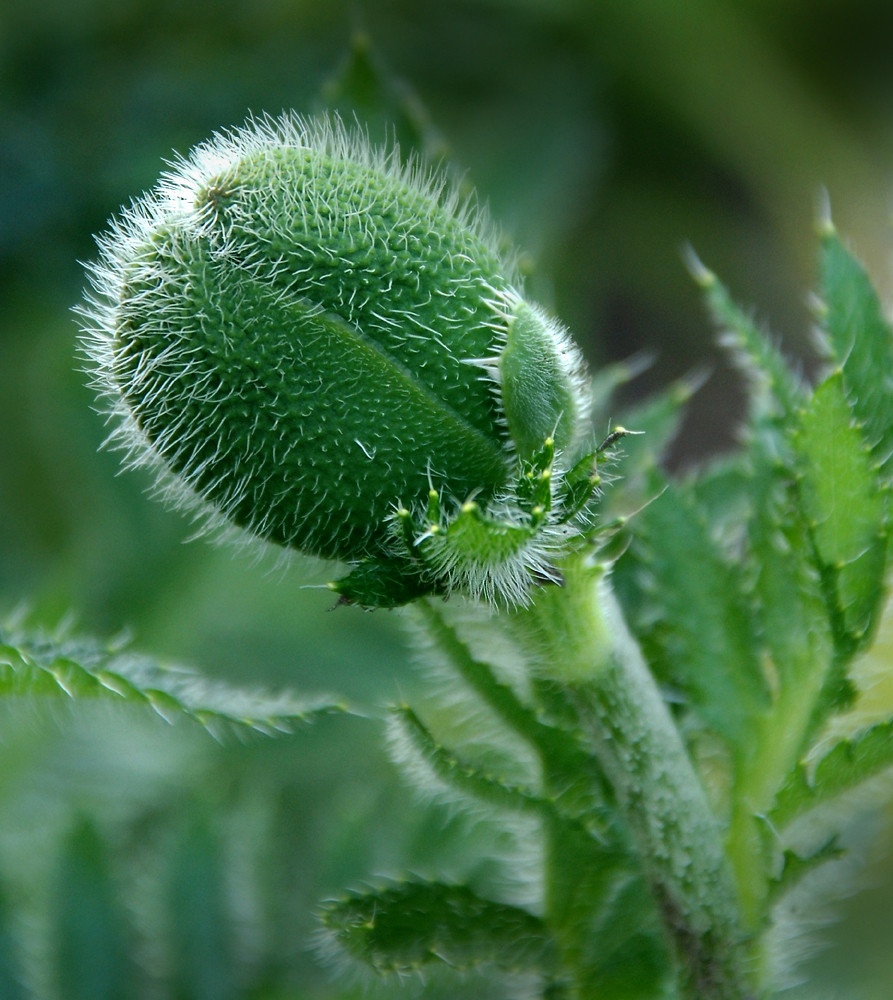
top-left (693, 255), bottom-right (802, 427)
top-left (747, 453), bottom-right (831, 695)
top-left (819, 225), bottom-right (893, 475)
top-left (414, 601), bottom-right (590, 771)
top-left (320, 880), bottom-right (558, 976)
top-left (590, 352), bottom-right (654, 423)
top-left (0, 623), bottom-right (350, 740)
top-left (612, 372), bottom-right (702, 481)
top-left (794, 372), bottom-right (888, 646)
top-left (413, 601), bottom-right (608, 825)
top-left (388, 704), bottom-right (605, 839)
top-left (768, 838), bottom-right (843, 906)
top-left (771, 717), bottom-right (893, 827)
top-left (52, 818), bottom-right (133, 1000)
top-left (723, 453), bottom-right (833, 850)
top-left (320, 33), bottom-right (447, 160)
top-left (613, 473), bottom-right (769, 751)
top-left (722, 447), bottom-right (839, 927)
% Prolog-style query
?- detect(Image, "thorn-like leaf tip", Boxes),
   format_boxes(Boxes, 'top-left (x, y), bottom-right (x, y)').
top-left (682, 243), bottom-right (715, 287)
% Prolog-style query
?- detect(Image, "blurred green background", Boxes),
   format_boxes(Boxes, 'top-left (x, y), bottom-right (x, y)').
top-left (4, 0), bottom-right (893, 996)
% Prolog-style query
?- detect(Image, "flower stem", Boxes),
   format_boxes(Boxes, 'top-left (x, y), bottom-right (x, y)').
top-left (514, 555), bottom-right (758, 999)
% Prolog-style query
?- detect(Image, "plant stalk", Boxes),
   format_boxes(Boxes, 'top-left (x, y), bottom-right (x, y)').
top-left (513, 555), bottom-right (757, 999)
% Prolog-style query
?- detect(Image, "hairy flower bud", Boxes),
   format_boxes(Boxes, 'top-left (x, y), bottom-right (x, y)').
top-left (79, 114), bottom-right (594, 606)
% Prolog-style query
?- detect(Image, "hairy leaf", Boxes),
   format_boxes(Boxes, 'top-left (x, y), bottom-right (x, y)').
top-left (612, 372), bottom-right (703, 481)
top-left (771, 717), bottom-right (893, 827)
top-left (794, 372), bottom-right (888, 650)
top-left (747, 459), bottom-right (830, 695)
top-left (693, 253), bottom-right (802, 427)
top-left (320, 879), bottom-right (557, 975)
top-left (696, 255), bottom-right (819, 690)
top-left (0, 622), bottom-right (350, 740)
top-left (413, 601), bottom-right (591, 771)
top-left (578, 872), bottom-right (668, 1000)
top-left (614, 472), bottom-right (769, 751)
top-left (819, 225), bottom-right (893, 476)
top-left (414, 599), bottom-right (613, 830)
top-left (724, 453), bottom-right (833, 874)
top-left (767, 838), bottom-right (843, 906)
top-left (388, 704), bottom-right (606, 839)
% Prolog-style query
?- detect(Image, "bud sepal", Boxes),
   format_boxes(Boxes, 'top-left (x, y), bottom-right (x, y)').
top-left (330, 431), bottom-right (626, 609)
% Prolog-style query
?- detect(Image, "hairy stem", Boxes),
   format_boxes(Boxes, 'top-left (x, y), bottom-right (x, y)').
top-left (514, 556), bottom-right (757, 999)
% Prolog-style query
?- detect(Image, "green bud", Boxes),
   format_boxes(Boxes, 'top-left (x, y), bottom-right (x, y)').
top-left (79, 114), bottom-right (592, 605)
top-left (496, 295), bottom-right (586, 459)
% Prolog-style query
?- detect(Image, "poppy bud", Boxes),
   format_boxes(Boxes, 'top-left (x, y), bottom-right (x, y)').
top-left (79, 114), bottom-right (592, 605)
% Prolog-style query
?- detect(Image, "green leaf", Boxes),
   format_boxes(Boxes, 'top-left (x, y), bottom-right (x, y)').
top-left (771, 717), bottom-right (893, 827)
top-left (692, 252), bottom-right (802, 427)
top-left (689, 454), bottom-right (753, 539)
top-left (388, 704), bottom-right (605, 839)
top-left (721, 449), bottom-right (840, 928)
top-left (794, 372), bottom-right (888, 650)
top-left (613, 472), bottom-right (769, 751)
top-left (590, 352), bottom-right (654, 423)
top-left (413, 600), bottom-right (588, 767)
top-left (0, 621), bottom-right (350, 740)
top-left (612, 372), bottom-right (702, 482)
top-left (746, 450), bottom-right (831, 697)
top-left (167, 809), bottom-right (236, 1000)
top-left (577, 873), bottom-right (668, 1000)
top-left (542, 821), bottom-right (668, 1000)
top-left (767, 838), bottom-right (843, 906)
top-left (693, 262), bottom-right (811, 673)
top-left (330, 553), bottom-right (436, 609)
top-left (320, 32), bottom-right (448, 160)
top-left (819, 224), bottom-right (893, 476)
top-left (52, 818), bottom-right (133, 1000)
top-left (320, 879), bottom-right (558, 976)
top-left (413, 600), bottom-right (606, 817)
top-left (692, 255), bottom-right (827, 697)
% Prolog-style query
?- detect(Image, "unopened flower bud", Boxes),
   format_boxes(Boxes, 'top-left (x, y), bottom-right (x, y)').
top-left (79, 114), bottom-right (591, 605)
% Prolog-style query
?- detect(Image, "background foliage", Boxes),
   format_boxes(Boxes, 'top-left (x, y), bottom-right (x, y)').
top-left (4, 1), bottom-right (893, 996)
